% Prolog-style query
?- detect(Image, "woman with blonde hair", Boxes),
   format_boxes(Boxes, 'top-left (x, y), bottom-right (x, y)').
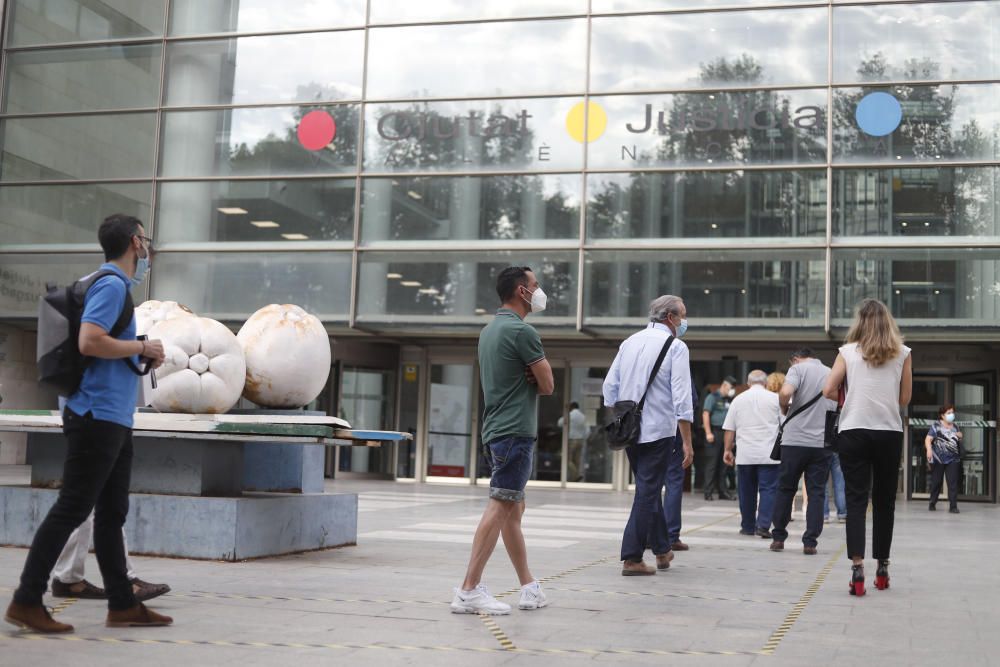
top-left (823, 299), bottom-right (912, 597)
top-left (766, 372), bottom-right (785, 393)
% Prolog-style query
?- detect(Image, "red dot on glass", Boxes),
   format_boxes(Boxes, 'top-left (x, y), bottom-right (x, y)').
top-left (297, 110), bottom-right (336, 151)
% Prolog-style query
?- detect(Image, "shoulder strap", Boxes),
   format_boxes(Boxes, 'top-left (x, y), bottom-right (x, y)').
top-left (781, 391), bottom-right (824, 430)
top-left (637, 336), bottom-right (674, 411)
top-left (81, 270), bottom-right (146, 377)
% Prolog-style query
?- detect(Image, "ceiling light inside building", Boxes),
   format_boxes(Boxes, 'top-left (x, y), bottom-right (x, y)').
top-left (407, 190), bottom-right (423, 200)
top-left (704, 289), bottom-right (711, 294)
top-left (400, 280), bottom-right (422, 287)
top-left (475, 308), bottom-right (487, 315)
top-left (386, 272), bottom-right (403, 279)
top-left (251, 221), bottom-right (280, 228)
top-left (281, 233), bottom-right (309, 240)
top-left (418, 287), bottom-right (440, 295)
top-left (901, 222), bottom-right (908, 227)
top-left (217, 207), bottom-right (248, 215)
top-left (711, 223), bottom-right (718, 229)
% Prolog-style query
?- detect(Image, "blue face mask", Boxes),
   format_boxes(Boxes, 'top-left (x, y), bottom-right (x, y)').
top-left (131, 249), bottom-right (150, 287)
top-left (674, 318), bottom-right (689, 338)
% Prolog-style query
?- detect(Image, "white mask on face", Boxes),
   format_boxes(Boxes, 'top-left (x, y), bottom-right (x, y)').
top-left (523, 286), bottom-right (547, 313)
top-left (727, 388), bottom-right (736, 398)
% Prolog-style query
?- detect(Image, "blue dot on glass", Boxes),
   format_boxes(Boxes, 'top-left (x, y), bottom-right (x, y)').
top-left (855, 92), bottom-right (903, 137)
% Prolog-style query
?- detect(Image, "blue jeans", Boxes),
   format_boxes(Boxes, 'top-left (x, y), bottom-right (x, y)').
top-left (824, 453), bottom-right (847, 519)
top-left (736, 464), bottom-right (779, 533)
top-left (661, 437), bottom-right (685, 544)
top-left (622, 436), bottom-right (673, 561)
top-left (485, 436), bottom-right (535, 502)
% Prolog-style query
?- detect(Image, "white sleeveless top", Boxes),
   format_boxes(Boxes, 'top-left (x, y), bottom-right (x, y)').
top-left (838, 342), bottom-right (910, 433)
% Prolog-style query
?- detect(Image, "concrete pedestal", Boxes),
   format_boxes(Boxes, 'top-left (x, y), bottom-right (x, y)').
top-left (0, 486), bottom-right (357, 560)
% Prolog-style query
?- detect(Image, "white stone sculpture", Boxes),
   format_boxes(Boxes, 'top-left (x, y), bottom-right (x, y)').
top-left (237, 304), bottom-right (331, 408)
top-left (147, 317), bottom-right (246, 414)
top-left (135, 300), bottom-right (195, 336)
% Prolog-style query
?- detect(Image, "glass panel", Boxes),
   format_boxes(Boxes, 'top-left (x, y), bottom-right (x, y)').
top-left (833, 167), bottom-right (1000, 239)
top-left (833, 2), bottom-right (1000, 84)
top-left (909, 378), bottom-right (947, 497)
top-left (953, 376), bottom-right (994, 501)
top-left (370, 0), bottom-right (584, 23)
top-left (589, 90), bottom-right (827, 170)
top-left (361, 174), bottom-right (581, 242)
top-left (591, 9), bottom-right (828, 93)
top-left (3, 43), bottom-right (161, 114)
top-left (337, 368), bottom-right (395, 475)
top-left (593, 0), bottom-right (816, 10)
top-left (159, 105), bottom-right (359, 177)
top-left (0, 113), bottom-right (157, 181)
top-left (397, 362), bottom-right (420, 478)
top-left (0, 182), bottom-right (151, 247)
top-left (164, 32), bottom-right (364, 107)
top-left (587, 170), bottom-right (826, 240)
top-left (7, 0), bottom-right (165, 47)
top-left (365, 98), bottom-right (584, 173)
top-left (535, 367), bottom-right (565, 481)
top-left (0, 253), bottom-right (102, 316)
top-left (568, 367), bottom-right (614, 483)
top-left (156, 179), bottom-right (355, 244)
top-left (366, 20), bottom-right (587, 99)
top-left (831, 248), bottom-right (1000, 325)
top-left (428, 363), bottom-right (474, 478)
top-left (150, 251), bottom-right (352, 320)
top-left (833, 84), bottom-right (1000, 165)
top-left (356, 250), bottom-right (578, 326)
top-left (584, 249), bottom-right (826, 326)
top-left (168, 0), bottom-right (365, 35)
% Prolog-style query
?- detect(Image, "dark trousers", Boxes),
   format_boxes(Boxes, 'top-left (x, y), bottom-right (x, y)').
top-left (703, 427), bottom-right (725, 496)
top-left (13, 409), bottom-right (138, 611)
top-left (770, 446), bottom-right (832, 548)
top-left (622, 436), bottom-right (672, 562)
top-left (838, 429), bottom-right (903, 561)
top-left (737, 464), bottom-right (780, 533)
top-left (929, 460), bottom-right (961, 510)
top-left (661, 436), bottom-right (685, 544)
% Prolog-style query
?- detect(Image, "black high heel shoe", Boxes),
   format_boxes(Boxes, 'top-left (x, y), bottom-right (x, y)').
top-left (875, 560), bottom-right (890, 590)
top-left (849, 564), bottom-right (866, 597)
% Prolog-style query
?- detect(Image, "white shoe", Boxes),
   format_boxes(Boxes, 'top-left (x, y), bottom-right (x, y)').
top-left (450, 584), bottom-right (511, 615)
top-left (518, 582), bottom-right (548, 610)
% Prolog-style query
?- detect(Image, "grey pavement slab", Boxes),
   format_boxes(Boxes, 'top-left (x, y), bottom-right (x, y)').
top-left (0, 475), bottom-right (998, 666)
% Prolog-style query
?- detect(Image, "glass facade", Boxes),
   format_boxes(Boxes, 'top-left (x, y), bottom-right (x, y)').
top-left (3, 0), bottom-right (998, 333)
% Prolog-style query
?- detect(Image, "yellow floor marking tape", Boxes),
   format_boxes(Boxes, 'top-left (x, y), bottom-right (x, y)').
top-left (477, 613), bottom-right (516, 651)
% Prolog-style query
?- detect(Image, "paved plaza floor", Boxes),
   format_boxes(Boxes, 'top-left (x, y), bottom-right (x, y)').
top-left (0, 474), bottom-right (997, 666)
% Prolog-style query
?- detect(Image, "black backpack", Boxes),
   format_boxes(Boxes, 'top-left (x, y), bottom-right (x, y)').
top-left (36, 269), bottom-right (145, 395)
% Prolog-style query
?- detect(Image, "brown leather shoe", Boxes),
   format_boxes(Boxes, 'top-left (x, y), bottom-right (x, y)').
top-left (621, 560), bottom-right (656, 576)
top-left (106, 603), bottom-right (173, 628)
top-left (769, 541), bottom-right (784, 552)
top-left (4, 601), bottom-right (74, 633)
top-left (803, 546), bottom-right (818, 555)
top-left (656, 552), bottom-right (675, 570)
top-left (671, 541), bottom-right (690, 551)
top-left (51, 578), bottom-right (107, 600)
top-left (130, 578), bottom-right (171, 602)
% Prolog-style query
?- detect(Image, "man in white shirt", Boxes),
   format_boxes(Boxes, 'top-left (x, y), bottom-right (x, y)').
top-left (558, 402), bottom-right (589, 481)
top-left (722, 370), bottom-right (781, 539)
top-left (603, 295), bottom-right (694, 576)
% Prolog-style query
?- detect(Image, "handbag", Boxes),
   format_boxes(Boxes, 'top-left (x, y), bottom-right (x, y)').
top-left (770, 391), bottom-right (824, 461)
top-left (824, 384), bottom-right (847, 450)
top-left (605, 336), bottom-right (674, 451)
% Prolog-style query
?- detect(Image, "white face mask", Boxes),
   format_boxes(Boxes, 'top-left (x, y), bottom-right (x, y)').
top-left (523, 286), bottom-right (547, 313)
top-left (727, 388), bottom-right (736, 398)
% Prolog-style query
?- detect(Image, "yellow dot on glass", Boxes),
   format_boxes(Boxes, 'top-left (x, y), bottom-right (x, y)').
top-left (565, 101), bottom-right (607, 143)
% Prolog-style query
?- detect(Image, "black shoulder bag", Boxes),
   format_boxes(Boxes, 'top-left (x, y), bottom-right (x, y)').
top-left (769, 391), bottom-right (824, 461)
top-left (605, 336), bottom-right (674, 451)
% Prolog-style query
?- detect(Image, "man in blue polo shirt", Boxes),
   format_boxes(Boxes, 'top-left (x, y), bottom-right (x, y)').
top-left (5, 215), bottom-right (170, 633)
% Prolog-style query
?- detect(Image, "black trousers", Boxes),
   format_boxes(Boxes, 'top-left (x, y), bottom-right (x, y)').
top-left (14, 408), bottom-right (138, 611)
top-left (770, 446), bottom-right (832, 548)
top-left (837, 428), bottom-right (903, 561)
top-left (929, 460), bottom-right (961, 510)
top-left (703, 427), bottom-right (725, 496)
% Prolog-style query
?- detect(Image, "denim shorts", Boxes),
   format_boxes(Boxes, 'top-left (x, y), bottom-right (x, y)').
top-left (484, 436), bottom-right (535, 502)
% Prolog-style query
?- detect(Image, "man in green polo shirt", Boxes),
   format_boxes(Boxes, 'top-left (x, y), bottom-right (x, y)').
top-left (451, 266), bottom-right (554, 616)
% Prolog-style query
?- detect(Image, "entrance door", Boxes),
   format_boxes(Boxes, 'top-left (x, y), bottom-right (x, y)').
top-left (426, 363), bottom-right (476, 480)
top-left (336, 367), bottom-right (396, 477)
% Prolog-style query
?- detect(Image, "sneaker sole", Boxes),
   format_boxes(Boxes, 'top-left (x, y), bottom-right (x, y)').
top-left (518, 601), bottom-right (548, 610)
top-left (4, 615), bottom-right (74, 633)
top-left (449, 605), bottom-right (510, 616)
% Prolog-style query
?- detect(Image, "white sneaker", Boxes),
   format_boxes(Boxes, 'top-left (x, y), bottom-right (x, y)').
top-left (450, 584), bottom-right (511, 615)
top-left (518, 582), bottom-right (548, 610)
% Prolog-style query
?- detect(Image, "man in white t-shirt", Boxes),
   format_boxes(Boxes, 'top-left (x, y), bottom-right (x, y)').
top-left (558, 402), bottom-right (589, 481)
top-left (722, 370), bottom-right (781, 539)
